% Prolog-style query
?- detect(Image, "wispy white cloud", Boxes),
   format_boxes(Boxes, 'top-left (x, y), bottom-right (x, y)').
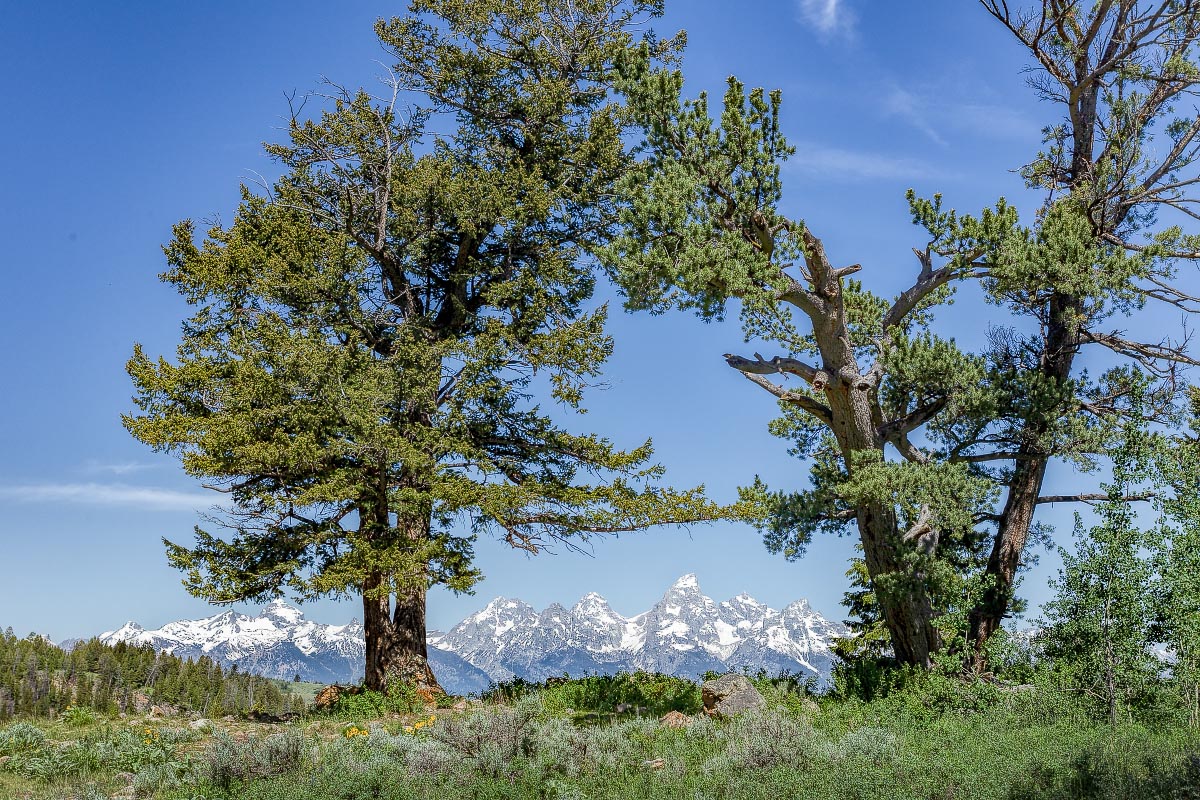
top-left (82, 459), bottom-right (159, 476)
top-left (880, 84), bottom-right (1038, 146)
top-left (795, 0), bottom-right (855, 39)
top-left (786, 143), bottom-right (949, 182)
top-left (0, 482), bottom-right (212, 511)
top-left (883, 86), bottom-right (947, 147)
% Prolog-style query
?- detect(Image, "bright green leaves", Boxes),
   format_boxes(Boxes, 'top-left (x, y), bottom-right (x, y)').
top-left (1040, 415), bottom-right (1162, 722)
top-left (987, 199), bottom-right (1150, 326)
top-left (605, 71), bottom-right (798, 320)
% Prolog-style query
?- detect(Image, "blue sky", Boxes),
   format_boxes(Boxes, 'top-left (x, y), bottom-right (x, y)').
top-left (0, 1), bottom-right (1133, 640)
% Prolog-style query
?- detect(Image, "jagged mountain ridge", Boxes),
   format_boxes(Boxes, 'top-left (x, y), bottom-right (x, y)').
top-left (97, 575), bottom-right (846, 693)
top-left (430, 574), bottom-right (847, 685)
top-left (97, 600), bottom-right (493, 695)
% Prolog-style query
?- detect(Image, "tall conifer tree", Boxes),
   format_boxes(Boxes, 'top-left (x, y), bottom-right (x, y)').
top-left (126, 0), bottom-right (723, 693)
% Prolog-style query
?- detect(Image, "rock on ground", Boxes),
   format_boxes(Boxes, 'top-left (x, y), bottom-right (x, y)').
top-left (659, 710), bottom-right (693, 728)
top-left (701, 674), bottom-right (766, 718)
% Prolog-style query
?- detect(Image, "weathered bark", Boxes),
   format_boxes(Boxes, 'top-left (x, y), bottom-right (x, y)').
top-left (856, 502), bottom-right (940, 667)
top-left (968, 294), bottom-right (1081, 668)
top-left (359, 484), bottom-right (442, 695)
top-left (362, 569), bottom-right (440, 694)
top-left (808, 252), bottom-right (942, 667)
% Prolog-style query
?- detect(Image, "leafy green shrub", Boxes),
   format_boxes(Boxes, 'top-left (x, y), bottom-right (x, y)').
top-left (60, 705), bottom-right (98, 726)
top-left (0, 721), bottom-right (46, 754)
top-left (479, 676), bottom-right (543, 705)
top-left (322, 682), bottom-right (424, 719)
top-left (545, 672), bottom-right (703, 717)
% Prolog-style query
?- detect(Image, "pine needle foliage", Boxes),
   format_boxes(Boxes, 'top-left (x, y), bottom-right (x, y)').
top-left (124, 0), bottom-right (728, 691)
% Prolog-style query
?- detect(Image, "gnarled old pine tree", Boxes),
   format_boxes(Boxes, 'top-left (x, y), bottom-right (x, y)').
top-left (607, 67), bottom-right (1010, 668)
top-left (966, 0), bottom-right (1200, 669)
top-left (125, 0), bottom-right (724, 694)
top-left (607, 0), bottom-right (1200, 669)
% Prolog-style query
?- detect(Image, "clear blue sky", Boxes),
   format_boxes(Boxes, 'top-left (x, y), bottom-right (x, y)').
top-left (0, 1), bottom-right (1140, 639)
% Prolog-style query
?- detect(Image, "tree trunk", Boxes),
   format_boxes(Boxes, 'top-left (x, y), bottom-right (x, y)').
top-left (359, 486), bottom-right (443, 697)
top-left (968, 296), bottom-right (1081, 670)
top-left (856, 502), bottom-right (940, 667)
top-left (967, 453), bottom-right (1051, 669)
top-left (362, 570), bottom-right (441, 695)
top-left (819, 336), bottom-right (942, 667)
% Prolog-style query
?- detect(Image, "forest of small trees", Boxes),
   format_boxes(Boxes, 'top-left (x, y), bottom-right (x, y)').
top-left (0, 629), bottom-right (304, 721)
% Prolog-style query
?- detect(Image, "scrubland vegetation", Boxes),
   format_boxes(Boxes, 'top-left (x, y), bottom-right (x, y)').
top-left (2, 633), bottom-right (1200, 800)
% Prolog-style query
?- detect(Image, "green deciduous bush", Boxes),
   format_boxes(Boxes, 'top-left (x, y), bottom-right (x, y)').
top-left (485, 672), bottom-right (703, 717)
top-left (319, 682), bottom-right (426, 720)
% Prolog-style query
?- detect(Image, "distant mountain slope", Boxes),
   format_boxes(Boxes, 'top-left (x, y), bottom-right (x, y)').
top-left (98, 600), bottom-right (492, 695)
top-left (97, 575), bottom-right (846, 693)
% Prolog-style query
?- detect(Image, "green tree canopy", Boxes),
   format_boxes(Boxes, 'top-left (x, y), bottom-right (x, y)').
top-left (125, 0), bottom-right (725, 693)
top-left (604, 0), bottom-right (1200, 669)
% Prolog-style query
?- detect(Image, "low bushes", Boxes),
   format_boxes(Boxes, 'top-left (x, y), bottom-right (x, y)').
top-left (1, 670), bottom-right (1198, 799)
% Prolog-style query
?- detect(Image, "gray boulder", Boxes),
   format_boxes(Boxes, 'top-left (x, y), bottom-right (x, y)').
top-left (701, 673), bottom-right (766, 718)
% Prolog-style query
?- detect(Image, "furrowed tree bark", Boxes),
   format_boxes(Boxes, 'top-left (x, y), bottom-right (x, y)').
top-left (856, 502), bottom-right (940, 667)
top-left (360, 485), bottom-right (441, 696)
top-left (803, 246), bottom-right (942, 667)
top-left (968, 299), bottom-right (1080, 668)
top-left (362, 569), bottom-right (438, 694)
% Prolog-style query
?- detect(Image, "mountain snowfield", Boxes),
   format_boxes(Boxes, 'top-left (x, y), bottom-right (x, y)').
top-left (98, 575), bottom-right (847, 695)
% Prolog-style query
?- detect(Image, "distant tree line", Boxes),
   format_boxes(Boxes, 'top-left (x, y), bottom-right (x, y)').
top-left (0, 629), bottom-right (304, 720)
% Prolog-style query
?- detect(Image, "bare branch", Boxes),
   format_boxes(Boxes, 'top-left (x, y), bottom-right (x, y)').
top-left (735, 370), bottom-right (834, 426)
top-left (1035, 492), bottom-right (1155, 504)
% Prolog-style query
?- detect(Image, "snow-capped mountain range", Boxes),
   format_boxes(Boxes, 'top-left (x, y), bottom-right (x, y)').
top-left (96, 575), bottom-right (846, 695)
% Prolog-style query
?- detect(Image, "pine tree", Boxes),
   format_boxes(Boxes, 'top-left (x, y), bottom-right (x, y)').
top-left (603, 0), bottom-right (1200, 670)
top-left (125, 0), bottom-right (725, 694)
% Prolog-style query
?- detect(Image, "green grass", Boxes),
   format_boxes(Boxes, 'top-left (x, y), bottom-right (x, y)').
top-left (0, 672), bottom-right (1197, 799)
top-left (267, 678), bottom-right (325, 705)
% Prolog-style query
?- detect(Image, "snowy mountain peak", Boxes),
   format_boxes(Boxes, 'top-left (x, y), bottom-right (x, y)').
top-left (97, 602), bottom-right (491, 696)
top-left (262, 599), bottom-right (305, 624)
top-left (95, 575), bottom-right (846, 694)
top-left (573, 592), bottom-right (615, 614)
top-left (433, 575), bottom-right (846, 686)
top-left (102, 621), bottom-right (144, 639)
top-left (669, 573), bottom-right (700, 591)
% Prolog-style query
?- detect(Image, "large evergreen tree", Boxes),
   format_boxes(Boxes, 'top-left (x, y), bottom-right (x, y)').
top-left (605, 64), bottom-right (1011, 669)
top-left (125, 0), bottom-right (723, 694)
top-left (964, 0), bottom-right (1200, 667)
